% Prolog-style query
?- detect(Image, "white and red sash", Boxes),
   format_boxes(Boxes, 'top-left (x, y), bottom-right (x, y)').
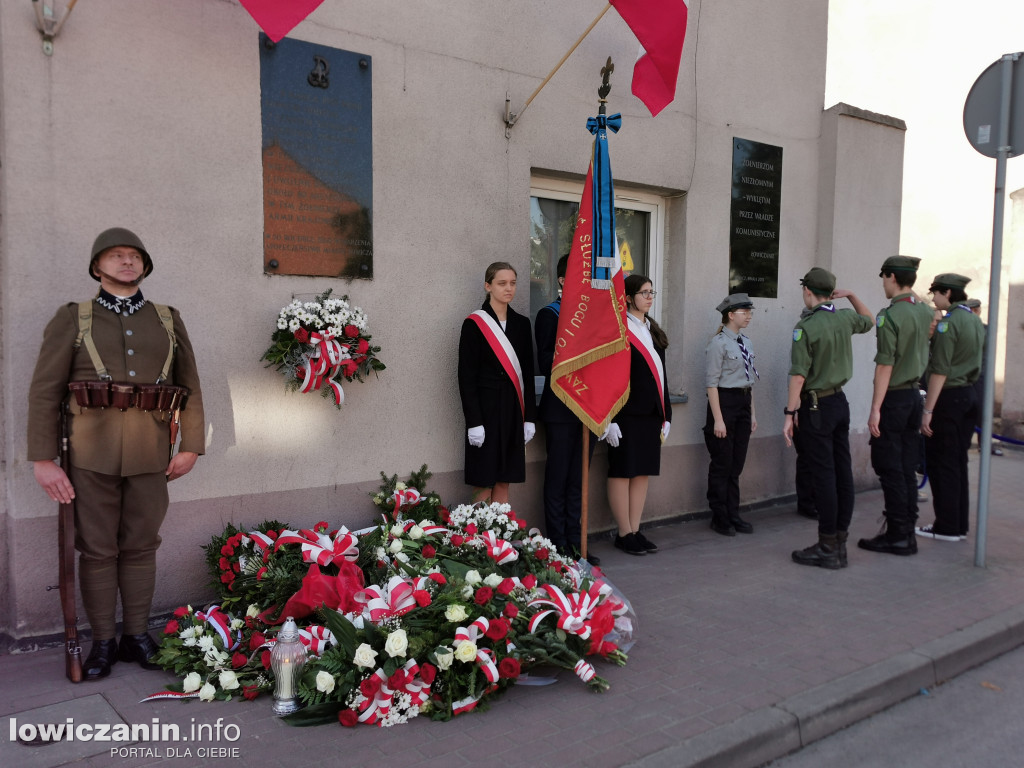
top-left (626, 315), bottom-right (665, 419)
top-left (468, 310), bottom-right (525, 418)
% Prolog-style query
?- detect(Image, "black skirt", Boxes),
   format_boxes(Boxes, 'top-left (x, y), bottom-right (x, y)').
top-left (606, 413), bottom-right (662, 478)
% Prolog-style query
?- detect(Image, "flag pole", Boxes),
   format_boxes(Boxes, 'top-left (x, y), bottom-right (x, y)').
top-left (505, 4), bottom-right (611, 134)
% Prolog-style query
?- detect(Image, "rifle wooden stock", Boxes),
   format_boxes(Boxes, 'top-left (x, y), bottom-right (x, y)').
top-left (58, 404), bottom-right (83, 683)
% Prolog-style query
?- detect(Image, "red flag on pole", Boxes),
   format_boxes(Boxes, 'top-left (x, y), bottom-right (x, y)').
top-left (550, 148), bottom-right (630, 435)
top-left (238, 0), bottom-right (326, 42)
top-left (610, 0), bottom-right (689, 116)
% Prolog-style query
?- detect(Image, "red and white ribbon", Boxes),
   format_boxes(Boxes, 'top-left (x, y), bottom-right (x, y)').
top-left (527, 584), bottom-right (602, 640)
top-left (299, 625), bottom-right (336, 656)
top-left (354, 575), bottom-right (420, 623)
top-left (479, 530), bottom-right (519, 565)
top-left (357, 659), bottom-right (431, 725)
top-left (296, 330), bottom-right (347, 405)
top-left (453, 617), bottom-right (499, 683)
top-left (196, 605), bottom-right (241, 651)
top-left (392, 488), bottom-right (422, 514)
top-left (574, 659), bottom-right (596, 683)
top-left (274, 526), bottom-right (359, 567)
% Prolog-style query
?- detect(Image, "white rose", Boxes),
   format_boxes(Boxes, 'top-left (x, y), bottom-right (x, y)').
top-left (435, 648), bottom-right (454, 671)
top-left (483, 573), bottom-right (503, 587)
top-left (219, 670), bottom-right (240, 691)
top-left (445, 604), bottom-right (468, 623)
top-left (389, 539), bottom-right (403, 554)
top-left (408, 525), bottom-right (424, 540)
top-left (353, 643), bottom-right (378, 668)
top-left (230, 618), bottom-right (244, 631)
top-left (390, 524), bottom-right (405, 537)
top-left (454, 642), bottom-right (478, 662)
top-left (182, 672), bottom-right (202, 693)
top-left (395, 552), bottom-right (410, 563)
top-left (384, 629), bottom-right (408, 658)
top-left (465, 570), bottom-right (482, 585)
top-left (246, 604), bottom-right (260, 618)
top-left (198, 682), bottom-right (216, 701)
top-left (461, 586), bottom-right (474, 599)
top-left (376, 547), bottom-right (387, 559)
top-left (315, 670), bottom-right (336, 694)
top-left (395, 481), bottom-right (407, 491)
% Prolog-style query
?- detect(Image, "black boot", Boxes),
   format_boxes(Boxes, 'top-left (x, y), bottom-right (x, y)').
top-left (118, 632), bottom-right (163, 670)
top-left (84, 639), bottom-right (118, 680)
top-left (710, 517), bottom-right (735, 536)
top-left (835, 531), bottom-right (849, 568)
top-left (857, 519), bottom-right (917, 556)
top-left (730, 516), bottom-right (753, 534)
top-left (792, 534), bottom-right (840, 570)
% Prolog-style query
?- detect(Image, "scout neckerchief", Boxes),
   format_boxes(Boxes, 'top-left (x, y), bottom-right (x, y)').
top-left (468, 310), bottom-right (525, 418)
top-left (626, 313), bottom-right (665, 419)
top-left (892, 294), bottom-right (918, 305)
top-left (735, 334), bottom-right (759, 382)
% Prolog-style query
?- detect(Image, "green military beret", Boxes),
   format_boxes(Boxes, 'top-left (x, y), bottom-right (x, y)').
top-left (880, 255), bottom-right (920, 275)
top-left (931, 273), bottom-right (971, 290)
top-left (800, 267), bottom-right (836, 294)
top-left (715, 293), bottom-right (754, 313)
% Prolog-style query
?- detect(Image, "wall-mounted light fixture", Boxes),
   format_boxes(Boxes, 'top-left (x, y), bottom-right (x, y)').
top-left (32, 0), bottom-right (78, 56)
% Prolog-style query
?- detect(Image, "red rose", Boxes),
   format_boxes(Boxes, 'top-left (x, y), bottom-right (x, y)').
top-left (387, 669), bottom-right (408, 690)
top-left (256, 567), bottom-right (268, 580)
top-left (173, 606), bottom-right (190, 618)
top-left (413, 589), bottom-right (432, 607)
top-left (229, 533), bottom-right (244, 547)
top-left (536, 548), bottom-right (549, 561)
top-left (485, 618), bottom-right (509, 640)
top-left (338, 709), bottom-right (358, 727)
top-left (266, 529), bottom-right (278, 540)
top-left (428, 572), bottom-right (447, 585)
top-left (218, 557), bottom-right (231, 571)
top-left (262, 551), bottom-right (271, 564)
top-left (344, 324), bottom-right (360, 338)
top-left (551, 561), bottom-right (565, 573)
top-left (233, 562), bottom-right (241, 573)
top-left (220, 571), bottom-right (235, 584)
top-left (360, 675), bottom-right (381, 698)
top-left (242, 685), bottom-right (260, 701)
top-left (421, 544), bottom-right (436, 559)
top-left (261, 650), bottom-right (272, 669)
top-left (357, 339), bottom-right (369, 354)
top-left (343, 360), bottom-right (359, 377)
top-left (498, 657), bottom-right (521, 680)
top-left (220, 544), bottom-right (234, 557)
top-left (163, 620), bottom-right (179, 635)
top-left (517, 520), bottom-right (526, 529)
top-left (465, 523), bottom-right (478, 535)
top-left (439, 507), bottom-right (450, 523)
top-left (503, 603), bottom-right (519, 619)
top-left (249, 632), bottom-right (266, 651)
top-left (497, 578), bottom-right (515, 596)
top-left (293, 327), bottom-right (310, 343)
top-left (232, 652), bottom-right (248, 669)
top-left (419, 663), bottom-right (437, 685)
top-left (314, 521), bottom-right (329, 533)
top-left (522, 574), bottom-right (537, 589)
top-left (450, 534), bottom-right (465, 547)
top-left (474, 587), bottom-right (494, 605)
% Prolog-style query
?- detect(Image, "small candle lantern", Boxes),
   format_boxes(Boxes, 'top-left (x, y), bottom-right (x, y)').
top-left (271, 617), bottom-right (306, 715)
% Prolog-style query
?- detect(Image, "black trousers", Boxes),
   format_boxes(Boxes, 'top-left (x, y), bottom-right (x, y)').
top-left (704, 388), bottom-right (752, 525)
top-left (791, 391), bottom-right (854, 536)
top-left (795, 439), bottom-right (816, 517)
top-left (542, 421), bottom-right (597, 551)
top-left (925, 385), bottom-right (977, 536)
top-left (870, 388), bottom-right (922, 534)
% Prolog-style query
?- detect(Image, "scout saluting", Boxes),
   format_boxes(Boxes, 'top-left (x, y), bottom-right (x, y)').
top-left (458, 261), bottom-right (537, 504)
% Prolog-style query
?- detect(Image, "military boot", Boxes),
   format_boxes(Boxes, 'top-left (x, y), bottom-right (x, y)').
top-left (857, 518), bottom-right (917, 556)
top-left (791, 534), bottom-right (840, 570)
top-left (835, 530), bottom-right (849, 568)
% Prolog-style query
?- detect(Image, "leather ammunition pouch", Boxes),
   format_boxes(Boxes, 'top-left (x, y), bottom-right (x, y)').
top-left (68, 381), bottom-right (188, 413)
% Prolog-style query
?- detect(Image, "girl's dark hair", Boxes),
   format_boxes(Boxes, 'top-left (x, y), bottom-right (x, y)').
top-left (624, 273), bottom-right (668, 349)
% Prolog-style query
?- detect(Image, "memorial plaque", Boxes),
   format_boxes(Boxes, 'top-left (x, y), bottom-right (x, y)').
top-left (729, 138), bottom-right (783, 297)
top-left (260, 36), bottom-right (373, 278)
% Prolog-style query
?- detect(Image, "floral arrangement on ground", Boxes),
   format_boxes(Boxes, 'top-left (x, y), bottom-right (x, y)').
top-left (261, 288), bottom-right (385, 408)
top-left (147, 466), bottom-right (635, 727)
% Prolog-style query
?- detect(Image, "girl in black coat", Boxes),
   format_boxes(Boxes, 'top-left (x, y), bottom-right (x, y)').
top-left (458, 262), bottom-right (536, 503)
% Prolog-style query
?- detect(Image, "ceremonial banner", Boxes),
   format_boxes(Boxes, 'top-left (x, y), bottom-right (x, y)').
top-left (550, 114), bottom-right (631, 434)
top-left (609, 0), bottom-right (689, 117)
top-left (239, 0), bottom-right (325, 42)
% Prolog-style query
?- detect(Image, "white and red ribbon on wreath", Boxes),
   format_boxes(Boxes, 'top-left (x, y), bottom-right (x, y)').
top-left (357, 659), bottom-right (431, 725)
top-left (391, 488), bottom-right (422, 514)
top-left (453, 617), bottom-right (499, 684)
top-left (478, 530), bottom-right (519, 565)
top-left (255, 623), bottom-right (336, 657)
top-left (296, 330), bottom-right (347, 405)
top-left (196, 605), bottom-right (242, 651)
top-left (353, 575), bottom-right (424, 623)
top-left (272, 526), bottom-right (359, 567)
top-left (574, 659), bottom-right (596, 683)
top-left (527, 583), bottom-right (603, 640)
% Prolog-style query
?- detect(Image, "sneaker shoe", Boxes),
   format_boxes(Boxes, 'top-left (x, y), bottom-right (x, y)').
top-left (614, 533), bottom-right (646, 556)
top-left (915, 525), bottom-right (961, 542)
top-left (635, 531), bottom-right (658, 553)
top-left (917, 490), bottom-right (928, 502)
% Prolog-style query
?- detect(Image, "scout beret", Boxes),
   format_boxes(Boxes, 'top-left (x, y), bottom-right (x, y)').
top-left (964, 298), bottom-right (981, 309)
top-left (90, 227), bottom-right (153, 281)
top-left (716, 293), bottom-right (754, 313)
top-left (880, 255), bottom-right (920, 275)
top-left (931, 273), bottom-right (971, 290)
top-left (800, 267), bottom-right (836, 294)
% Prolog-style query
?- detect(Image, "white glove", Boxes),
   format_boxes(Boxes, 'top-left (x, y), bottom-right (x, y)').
top-left (661, 421), bottom-right (671, 440)
top-left (601, 423), bottom-right (622, 448)
top-left (524, 421), bottom-right (536, 444)
top-left (467, 425), bottom-right (485, 447)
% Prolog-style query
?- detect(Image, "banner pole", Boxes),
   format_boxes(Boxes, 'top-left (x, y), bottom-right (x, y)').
top-left (581, 423), bottom-right (590, 560)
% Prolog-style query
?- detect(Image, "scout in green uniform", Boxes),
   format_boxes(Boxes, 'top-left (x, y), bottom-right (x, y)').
top-left (917, 273), bottom-right (985, 541)
top-left (858, 256), bottom-right (933, 556)
top-left (783, 268), bottom-right (873, 569)
top-left (28, 228), bottom-right (205, 680)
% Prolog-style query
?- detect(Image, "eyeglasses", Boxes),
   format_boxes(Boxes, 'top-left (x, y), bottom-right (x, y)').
top-left (637, 290), bottom-right (657, 298)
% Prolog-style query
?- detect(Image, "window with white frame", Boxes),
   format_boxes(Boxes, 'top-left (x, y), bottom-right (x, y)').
top-left (529, 178), bottom-right (665, 328)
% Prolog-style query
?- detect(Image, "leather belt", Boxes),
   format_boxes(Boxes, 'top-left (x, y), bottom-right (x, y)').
top-left (68, 381), bottom-right (188, 413)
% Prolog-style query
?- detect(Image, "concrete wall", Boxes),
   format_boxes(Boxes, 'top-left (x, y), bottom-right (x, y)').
top-left (1002, 188), bottom-right (1024, 436)
top-left (0, 0), bottom-right (904, 644)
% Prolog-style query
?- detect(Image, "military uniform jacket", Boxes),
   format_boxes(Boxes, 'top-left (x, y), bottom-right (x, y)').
top-left (874, 292), bottom-right (933, 389)
top-left (926, 304), bottom-right (985, 388)
top-left (789, 302), bottom-right (873, 392)
top-left (27, 296), bottom-right (205, 476)
top-left (705, 328), bottom-right (756, 389)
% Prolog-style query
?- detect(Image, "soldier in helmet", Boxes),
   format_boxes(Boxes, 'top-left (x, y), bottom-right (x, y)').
top-left (27, 228), bottom-right (205, 680)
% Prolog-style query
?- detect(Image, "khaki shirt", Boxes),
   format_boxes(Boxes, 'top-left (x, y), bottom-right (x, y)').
top-left (789, 302), bottom-right (873, 392)
top-left (874, 292), bottom-right (932, 388)
top-left (705, 328), bottom-right (756, 389)
top-left (27, 298), bottom-right (205, 476)
top-left (926, 304), bottom-right (985, 388)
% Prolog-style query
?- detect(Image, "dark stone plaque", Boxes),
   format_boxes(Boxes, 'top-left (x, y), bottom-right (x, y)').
top-left (260, 35), bottom-right (373, 278)
top-left (729, 138), bottom-right (782, 298)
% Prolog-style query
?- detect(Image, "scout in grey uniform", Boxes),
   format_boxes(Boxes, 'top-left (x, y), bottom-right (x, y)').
top-left (28, 228), bottom-right (205, 680)
top-left (704, 293), bottom-right (758, 536)
top-left (858, 256), bottom-right (933, 556)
